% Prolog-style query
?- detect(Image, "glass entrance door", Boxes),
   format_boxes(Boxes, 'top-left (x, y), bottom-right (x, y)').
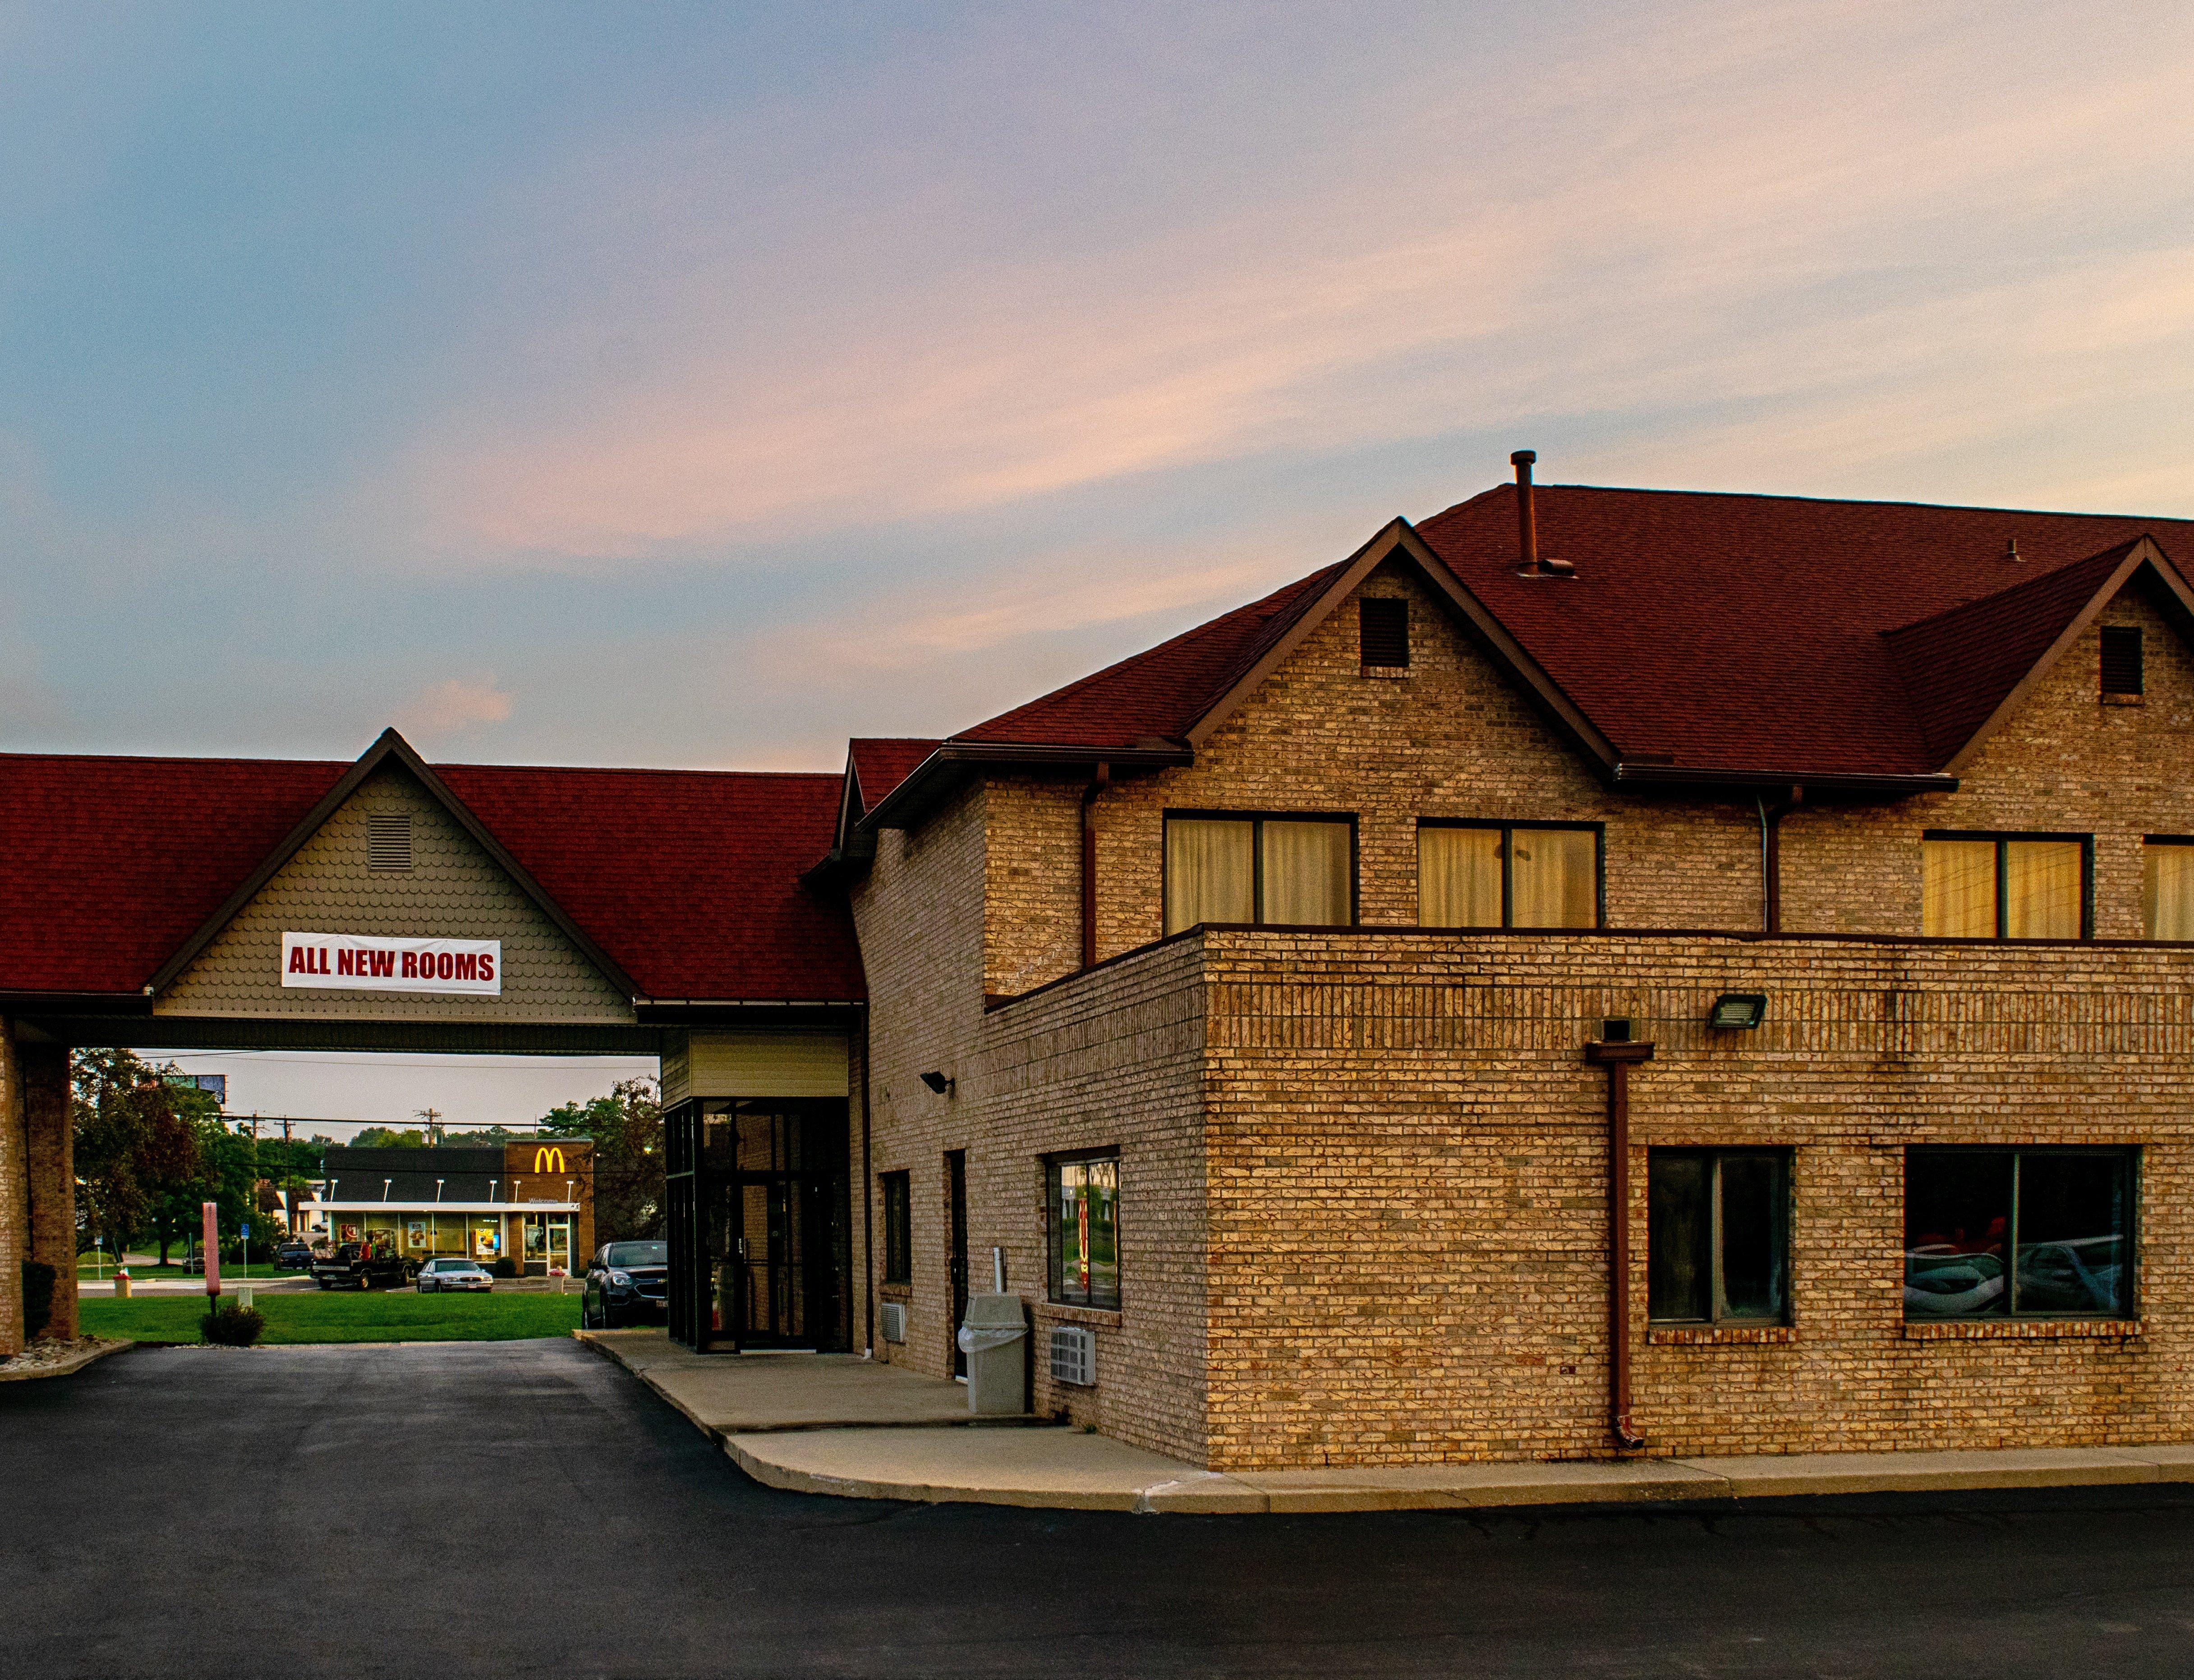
top-left (690, 1100), bottom-right (849, 1352)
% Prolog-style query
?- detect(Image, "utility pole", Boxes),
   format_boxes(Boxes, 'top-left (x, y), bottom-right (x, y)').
top-left (417, 1107), bottom-right (444, 1146)
top-left (282, 1115), bottom-right (296, 1234)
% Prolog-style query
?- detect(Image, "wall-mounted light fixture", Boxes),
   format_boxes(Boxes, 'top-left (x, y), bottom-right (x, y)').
top-left (1708, 992), bottom-right (1768, 1030)
top-left (919, 1071), bottom-right (954, 1096)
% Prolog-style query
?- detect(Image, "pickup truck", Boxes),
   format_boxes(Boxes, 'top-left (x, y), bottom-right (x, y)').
top-left (310, 1242), bottom-right (413, 1291)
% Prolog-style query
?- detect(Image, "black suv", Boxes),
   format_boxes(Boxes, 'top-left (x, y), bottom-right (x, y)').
top-left (582, 1241), bottom-right (668, 1328)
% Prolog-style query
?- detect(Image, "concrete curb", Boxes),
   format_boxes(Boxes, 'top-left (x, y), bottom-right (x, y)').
top-left (721, 1432), bottom-right (2194, 1517)
top-left (0, 1338), bottom-right (133, 1383)
top-left (580, 1330), bottom-right (2194, 1516)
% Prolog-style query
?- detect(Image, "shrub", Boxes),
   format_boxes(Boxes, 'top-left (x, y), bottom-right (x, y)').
top-left (22, 1261), bottom-right (56, 1340)
top-left (201, 1302), bottom-right (266, 1347)
top-left (488, 1259), bottom-right (518, 1280)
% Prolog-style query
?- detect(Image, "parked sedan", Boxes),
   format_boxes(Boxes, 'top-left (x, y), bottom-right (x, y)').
top-left (582, 1241), bottom-right (668, 1328)
top-left (178, 1253), bottom-right (206, 1275)
top-left (415, 1256), bottom-right (495, 1293)
top-left (273, 1239), bottom-right (316, 1271)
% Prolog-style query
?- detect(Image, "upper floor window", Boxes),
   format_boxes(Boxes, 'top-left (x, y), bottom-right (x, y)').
top-left (1920, 832), bottom-right (2089, 939)
top-left (1418, 821), bottom-right (1600, 929)
top-left (2143, 838), bottom-right (2194, 939)
top-left (1164, 813), bottom-right (1354, 934)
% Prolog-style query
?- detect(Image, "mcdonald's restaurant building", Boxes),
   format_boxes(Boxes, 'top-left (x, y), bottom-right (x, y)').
top-left (310, 1141), bottom-right (595, 1275)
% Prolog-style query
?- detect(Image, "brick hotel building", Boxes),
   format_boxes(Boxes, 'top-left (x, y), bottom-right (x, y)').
top-left (6, 458), bottom-right (2194, 1474)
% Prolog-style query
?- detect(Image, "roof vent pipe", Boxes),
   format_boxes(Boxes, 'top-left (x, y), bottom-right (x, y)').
top-left (1512, 451), bottom-right (1538, 573)
top-left (1511, 450), bottom-right (1574, 578)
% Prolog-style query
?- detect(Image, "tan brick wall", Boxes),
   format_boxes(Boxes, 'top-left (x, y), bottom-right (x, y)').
top-left (1195, 927), bottom-right (2193, 1470)
top-left (981, 562), bottom-right (1766, 1003)
top-left (854, 783), bottom-right (1213, 1461)
top-left (23, 1042), bottom-right (74, 1340)
top-left (0, 1016), bottom-right (23, 1356)
top-left (1782, 586), bottom-right (2194, 935)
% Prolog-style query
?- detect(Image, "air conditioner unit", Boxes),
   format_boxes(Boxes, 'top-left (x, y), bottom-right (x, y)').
top-left (880, 1302), bottom-right (907, 1344)
top-left (1049, 1324), bottom-right (1095, 1387)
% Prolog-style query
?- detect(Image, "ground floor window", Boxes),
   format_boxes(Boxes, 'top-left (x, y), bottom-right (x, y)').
top-left (1647, 1150), bottom-right (1789, 1323)
top-left (523, 1214), bottom-right (572, 1273)
top-left (1904, 1147), bottom-right (2134, 1319)
top-left (1048, 1152), bottom-right (1121, 1310)
top-left (881, 1171), bottom-right (912, 1284)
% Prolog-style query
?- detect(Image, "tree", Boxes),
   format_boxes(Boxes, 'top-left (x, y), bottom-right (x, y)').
top-left (539, 1078), bottom-right (662, 1245)
top-left (72, 1049), bottom-right (205, 1262)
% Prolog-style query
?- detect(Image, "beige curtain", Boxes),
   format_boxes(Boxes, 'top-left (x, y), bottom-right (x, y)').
top-left (1511, 828), bottom-right (1597, 928)
top-left (1419, 826), bottom-right (1502, 926)
top-left (1261, 820), bottom-right (1351, 925)
top-left (1164, 819), bottom-right (1254, 934)
top-left (2003, 840), bottom-right (2082, 938)
top-left (2145, 844), bottom-right (2194, 939)
top-left (1922, 839), bottom-right (1996, 937)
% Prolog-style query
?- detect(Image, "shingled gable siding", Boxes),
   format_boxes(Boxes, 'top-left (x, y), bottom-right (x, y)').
top-left (1782, 587), bottom-right (2194, 936)
top-left (978, 561), bottom-right (1764, 1002)
top-left (156, 766), bottom-right (632, 1022)
top-left (1197, 928), bottom-right (2189, 1471)
top-left (852, 782), bottom-right (1212, 1459)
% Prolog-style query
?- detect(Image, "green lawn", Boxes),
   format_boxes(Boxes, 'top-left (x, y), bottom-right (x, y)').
top-left (80, 1259), bottom-right (305, 1280)
top-left (80, 1290), bottom-right (584, 1345)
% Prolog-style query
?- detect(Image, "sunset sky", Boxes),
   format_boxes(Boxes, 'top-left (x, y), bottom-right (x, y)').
top-left (7, 2), bottom-right (2189, 1120)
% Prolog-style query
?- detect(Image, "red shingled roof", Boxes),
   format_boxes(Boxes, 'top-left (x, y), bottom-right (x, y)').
top-left (846, 738), bottom-right (939, 818)
top-left (938, 485), bottom-right (2194, 782)
top-left (0, 751), bottom-right (861, 1001)
top-left (953, 565), bottom-right (1343, 750)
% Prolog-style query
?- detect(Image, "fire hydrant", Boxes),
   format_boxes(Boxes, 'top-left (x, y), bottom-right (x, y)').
top-left (115, 1268), bottom-right (132, 1300)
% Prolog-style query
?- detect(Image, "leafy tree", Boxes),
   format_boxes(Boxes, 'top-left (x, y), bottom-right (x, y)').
top-left (72, 1049), bottom-right (205, 1262)
top-left (539, 1078), bottom-right (662, 1245)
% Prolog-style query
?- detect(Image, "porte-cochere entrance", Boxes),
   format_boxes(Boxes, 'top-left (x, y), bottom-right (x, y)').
top-left (0, 727), bottom-right (865, 1357)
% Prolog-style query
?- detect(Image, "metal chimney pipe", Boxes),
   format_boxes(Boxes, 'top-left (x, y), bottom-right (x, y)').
top-left (1512, 450), bottom-right (1538, 573)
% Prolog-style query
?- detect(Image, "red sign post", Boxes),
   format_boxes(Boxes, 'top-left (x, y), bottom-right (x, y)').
top-left (202, 1201), bottom-right (221, 1302)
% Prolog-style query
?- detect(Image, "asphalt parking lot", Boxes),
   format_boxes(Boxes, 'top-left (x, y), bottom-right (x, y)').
top-left (5, 1340), bottom-right (2194, 1679)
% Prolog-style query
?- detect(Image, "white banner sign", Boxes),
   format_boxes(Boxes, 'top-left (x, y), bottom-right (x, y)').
top-left (281, 932), bottom-right (502, 996)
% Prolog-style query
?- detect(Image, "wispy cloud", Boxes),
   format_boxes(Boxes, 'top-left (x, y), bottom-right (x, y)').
top-left (395, 677), bottom-right (513, 741)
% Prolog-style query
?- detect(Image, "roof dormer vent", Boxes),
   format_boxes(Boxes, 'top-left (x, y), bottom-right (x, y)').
top-left (1511, 450), bottom-right (1573, 577)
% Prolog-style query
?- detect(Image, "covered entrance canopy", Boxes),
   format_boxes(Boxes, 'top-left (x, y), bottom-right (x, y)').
top-left (0, 728), bottom-right (866, 1357)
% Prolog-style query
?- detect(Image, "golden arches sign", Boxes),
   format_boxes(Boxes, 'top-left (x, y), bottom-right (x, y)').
top-left (534, 1146), bottom-right (566, 1174)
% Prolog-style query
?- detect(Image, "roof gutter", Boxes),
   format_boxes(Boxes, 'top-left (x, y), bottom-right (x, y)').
top-left (859, 740), bottom-right (1190, 833)
top-left (1610, 764), bottom-right (1957, 796)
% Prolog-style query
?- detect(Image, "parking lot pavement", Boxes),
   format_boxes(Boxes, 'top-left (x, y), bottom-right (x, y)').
top-left (6, 1342), bottom-right (2194, 1680)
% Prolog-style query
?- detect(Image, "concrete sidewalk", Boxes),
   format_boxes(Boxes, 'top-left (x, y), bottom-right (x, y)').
top-left (575, 1329), bottom-right (1039, 1434)
top-left (579, 1330), bottom-right (2194, 1514)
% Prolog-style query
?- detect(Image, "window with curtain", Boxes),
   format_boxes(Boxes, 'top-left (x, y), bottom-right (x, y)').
top-left (1418, 822), bottom-right (1599, 928)
top-left (1164, 814), bottom-right (1352, 933)
top-left (1920, 834), bottom-right (2087, 939)
top-left (2143, 840), bottom-right (2194, 939)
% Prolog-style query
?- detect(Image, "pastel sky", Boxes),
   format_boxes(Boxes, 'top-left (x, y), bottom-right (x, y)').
top-left (7, 2), bottom-right (2190, 1123)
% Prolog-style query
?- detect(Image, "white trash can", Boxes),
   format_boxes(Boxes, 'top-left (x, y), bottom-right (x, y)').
top-left (955, 1294), bottom-right (1028, 1416)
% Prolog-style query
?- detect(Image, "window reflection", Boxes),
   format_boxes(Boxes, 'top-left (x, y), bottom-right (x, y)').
top-left (1904, 1149), bottom-right (2132, 1319)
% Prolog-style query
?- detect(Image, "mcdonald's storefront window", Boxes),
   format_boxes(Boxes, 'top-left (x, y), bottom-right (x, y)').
top-left (308, 1141), bottom-right (595, 1278)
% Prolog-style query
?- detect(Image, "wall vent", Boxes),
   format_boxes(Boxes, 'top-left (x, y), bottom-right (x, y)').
top-left (2101, 626), bottom-right (2143, 696)
top-left (880, 1302), bottom-right (907, 1344)
top-left (368, 810), bottom-right (414, 874)
top-left (1360, 597), bottom-right (1410, 670)
top-left (1049, 1324), bottom-right (1095, 1387)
